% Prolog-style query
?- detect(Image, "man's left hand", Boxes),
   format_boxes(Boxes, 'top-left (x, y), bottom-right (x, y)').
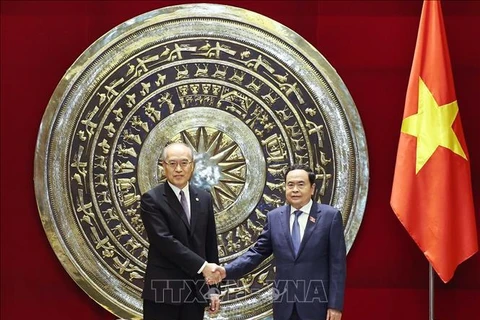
top-left (326, 308), bottom-right (342, 320)
top-left (208, 294), bottom-right (220, 314)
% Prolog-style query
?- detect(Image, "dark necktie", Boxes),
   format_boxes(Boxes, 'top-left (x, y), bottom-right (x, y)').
top-left (291, 210), bottom-right (302, 255)
top-left (179, 190), bottom-right (190, 223)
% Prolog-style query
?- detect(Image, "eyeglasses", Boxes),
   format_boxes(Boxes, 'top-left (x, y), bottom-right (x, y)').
top-left (163, 160), bottom-right (193, 168)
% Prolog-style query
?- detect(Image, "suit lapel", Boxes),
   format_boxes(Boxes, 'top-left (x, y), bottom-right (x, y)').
top-left (296, 202), bottom-right (321, 259)
top-left (188, 186), bottom-right (200, 233)
top-left (163, 183), bottom-right (191, 231)
top-left (279, 205), bottom-right (296, 258)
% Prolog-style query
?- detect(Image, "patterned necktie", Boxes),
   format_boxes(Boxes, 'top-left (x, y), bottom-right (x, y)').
top-left (291, 210), bottom-right (302, 255)
top-left (179, 190), bottom-right (190, 223)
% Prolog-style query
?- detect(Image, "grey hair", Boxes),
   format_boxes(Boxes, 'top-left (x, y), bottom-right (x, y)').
top-left (161, 142), bottom-right (194, 161)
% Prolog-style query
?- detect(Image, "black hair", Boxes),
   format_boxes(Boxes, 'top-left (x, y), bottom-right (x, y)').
top-left (284, 164), bottom-right (315, 185)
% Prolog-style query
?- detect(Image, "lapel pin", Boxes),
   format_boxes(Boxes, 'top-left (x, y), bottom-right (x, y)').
top-left (195, 197), bottom-right (199, 202)
top-left (309, 216), bottom-right (316, 223)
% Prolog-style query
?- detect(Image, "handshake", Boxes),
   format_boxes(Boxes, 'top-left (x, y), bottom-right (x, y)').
top-left (202, 263), bottom-right (226, 285)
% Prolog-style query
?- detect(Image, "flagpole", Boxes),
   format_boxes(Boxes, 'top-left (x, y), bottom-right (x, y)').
top-left (429, 264), bottom-right (434, 320)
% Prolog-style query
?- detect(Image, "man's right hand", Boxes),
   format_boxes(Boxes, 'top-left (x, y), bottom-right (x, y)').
top-left (202, 263), bottom-right (226, 285)
top-left (202, 263), bottom-right (222, 284)
top-left (214, 265), bottom-right (226, 281)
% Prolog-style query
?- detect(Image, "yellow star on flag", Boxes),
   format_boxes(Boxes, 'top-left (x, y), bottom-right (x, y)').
top-left (401, 77), bottom-right (466, 174)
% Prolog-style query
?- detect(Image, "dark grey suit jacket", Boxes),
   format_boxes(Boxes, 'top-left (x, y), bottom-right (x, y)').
top-left (140, 183), bottom-right (219, 305)
top-left (225, 203), bottom-right (346, 320)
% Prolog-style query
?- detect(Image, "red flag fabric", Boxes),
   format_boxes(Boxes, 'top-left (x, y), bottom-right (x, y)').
top-left (390, 0), bottom-right (478, 283)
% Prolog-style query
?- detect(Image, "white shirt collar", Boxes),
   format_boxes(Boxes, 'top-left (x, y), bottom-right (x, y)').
top-left (167, 181), bottom-right (190, 198)
top-left (290, 199), bottom-right (313, 215)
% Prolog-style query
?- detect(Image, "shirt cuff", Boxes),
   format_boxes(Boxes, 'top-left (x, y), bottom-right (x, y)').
top-left (197, 261), bottom-right (207, 274)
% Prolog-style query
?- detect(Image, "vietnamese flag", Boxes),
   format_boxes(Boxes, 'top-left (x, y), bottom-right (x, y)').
top-left (390, 0), bottom-right (478, 283)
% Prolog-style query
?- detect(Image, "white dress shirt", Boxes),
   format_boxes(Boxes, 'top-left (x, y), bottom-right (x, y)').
top-left (167, 181), bottom-right (191, 219)
top-left (290, 199), bottom-right (313, 241)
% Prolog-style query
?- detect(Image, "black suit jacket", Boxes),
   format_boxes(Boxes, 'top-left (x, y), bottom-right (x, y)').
top-left (140, 183), bottom-right (219, 305)
top-left (225, 203), bottom-right (346, 320)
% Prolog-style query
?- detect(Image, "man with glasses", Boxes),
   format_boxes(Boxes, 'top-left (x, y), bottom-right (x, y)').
top-left (140, 142), bottom-right (221, 320)
top-left (214, 164), bottom-right (346, 320)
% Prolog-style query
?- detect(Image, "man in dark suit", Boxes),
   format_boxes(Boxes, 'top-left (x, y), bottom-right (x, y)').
top-left (216, 164), bottom-right (346, 320)
top-left (140, 142), bottom-right (221, 320)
